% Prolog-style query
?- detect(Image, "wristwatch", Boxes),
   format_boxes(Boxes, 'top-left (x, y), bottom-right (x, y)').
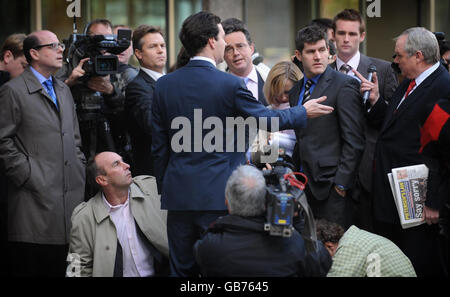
top-left (335, 184), bottom-right (346, 191)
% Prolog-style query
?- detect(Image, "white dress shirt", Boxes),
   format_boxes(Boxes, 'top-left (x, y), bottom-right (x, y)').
top-left (102, 193), bottom-right (154, 277)
top-left (191, 56), bottom-right (217, 67)
top-left (238, 65), bottom-right (259, 101)
top-left (140, 67), bottom-right (165, 82)
top-left (336, 51), bottom-right (361, 78)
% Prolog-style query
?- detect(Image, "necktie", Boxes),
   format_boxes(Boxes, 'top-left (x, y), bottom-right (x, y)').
top-left (395, 79), bottom-right (416, 112)
top-left (243, 77), bottom-right (250, 85)
top-left (404, 79), bottom-right (416, 99)
top-left (340, 64), bottom-right (352, 74)
top-left (303, 80), bottom-right (313, 103)
top-left (43, 79), bottom-right (58, 109)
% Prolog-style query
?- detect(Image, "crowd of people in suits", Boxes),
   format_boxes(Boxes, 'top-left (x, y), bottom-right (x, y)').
top-left (0, 7), bottom-right (449, 277)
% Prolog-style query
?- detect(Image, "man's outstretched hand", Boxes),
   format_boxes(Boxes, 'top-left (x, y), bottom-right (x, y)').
top-left (303, 96), bottom-right (334, 118)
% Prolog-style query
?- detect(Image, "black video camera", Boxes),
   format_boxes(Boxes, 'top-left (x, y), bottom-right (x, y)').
top-left (254, 146), bottom-right (308, 237)
top-left (64, 29), bottom-right (131, 78)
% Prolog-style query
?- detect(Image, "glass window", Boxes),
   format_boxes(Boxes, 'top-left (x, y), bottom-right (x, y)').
top-left (0, 1), bottom-right (30, 44)
top-left (319, 0), bottom-right (359, 18)
top-left (173, 0), bottom-right (202, 59)
top-left (40, 0), bottom-right (166, 47)
top-left (247, 0), bottom-right (295, 67)
top-left (434, 0), bottom-right (450, 34)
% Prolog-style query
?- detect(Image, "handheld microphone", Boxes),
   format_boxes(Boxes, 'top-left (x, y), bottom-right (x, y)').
top-left (363, 65), bottom-right (377, 104)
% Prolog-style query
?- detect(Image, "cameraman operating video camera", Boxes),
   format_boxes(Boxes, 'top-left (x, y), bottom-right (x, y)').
top-left (57, 19), bottom-right (133, 198)
top-left (193, 165), bottom-right (331, 277)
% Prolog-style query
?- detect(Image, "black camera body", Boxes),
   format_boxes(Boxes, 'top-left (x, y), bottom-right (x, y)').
top-left (254, 146), bottom-right (307, 237)
top-left (65, 29), bottom-right (131, 78)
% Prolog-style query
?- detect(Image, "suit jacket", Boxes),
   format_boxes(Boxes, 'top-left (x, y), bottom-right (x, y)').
top-left (256, 70), bottom-right (268, 106)
top-left (68, 176), bottom-right (169, 277)
top-left (368, 64), bottom-right (450, 223)
top-left (125, 69), bottom-right (157, 176)
top-left (151, 59), bottom-right (308, 211)
top-left (0, 67), bottom-right (86, 244)
top-left (332, 54), bottom-right (398, 192)
top-left (289, 66), bottom-right (365, 200)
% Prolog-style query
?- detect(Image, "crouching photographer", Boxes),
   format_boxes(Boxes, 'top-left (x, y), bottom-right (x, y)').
top-left (193, 164), bottom-right (331, 277)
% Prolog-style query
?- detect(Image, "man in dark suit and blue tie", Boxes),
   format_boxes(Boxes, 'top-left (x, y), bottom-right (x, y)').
top-left (354, 27), bottom-right (450, 276)
top-left (151, 11), bottom-right (334, 276)
top-left (289, 26), bottom-right (365, 230)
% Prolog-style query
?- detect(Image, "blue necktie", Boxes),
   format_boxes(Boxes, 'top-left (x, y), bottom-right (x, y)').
top-left (43, 79), bottom-right (58, 109)
top-left (243, 77), bottom-right (249, 85)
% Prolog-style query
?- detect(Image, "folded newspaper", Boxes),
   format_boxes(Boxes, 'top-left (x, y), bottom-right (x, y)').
top-left (387, 164), bottom-right (428, 229)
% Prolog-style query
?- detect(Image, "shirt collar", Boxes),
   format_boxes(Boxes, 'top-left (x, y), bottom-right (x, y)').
top-left (102, 190), bottom-right (130, 212)
top-left (336, 51), bottom-right (360, 73)
top-left (231, 65), bottom-right (258, 83)
top-left (191, 56), bottom-right (217, 67)
top-left (30, 66), bottom-right (52, 84)
top-left (303, 73), bottom-right (322, 86)
top-left (140, 67), bottom-right (165, 82)
top-left (414, 62), bottom-right (440, 87)
top-left (245, 65), bottom-right (258, 83)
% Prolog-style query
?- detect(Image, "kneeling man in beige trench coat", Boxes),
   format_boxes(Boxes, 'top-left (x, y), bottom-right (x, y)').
top-left (67, 151), bottom-right (169, 277)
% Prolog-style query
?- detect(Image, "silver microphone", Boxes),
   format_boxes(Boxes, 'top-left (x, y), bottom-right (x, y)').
top-left (363, 65), bottom-right (377, 104)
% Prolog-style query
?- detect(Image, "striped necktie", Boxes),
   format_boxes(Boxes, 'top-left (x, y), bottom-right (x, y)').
top-left (340, 64), bottom-right (352, 74)
top-left (303, 80), bottom-right (314, 103)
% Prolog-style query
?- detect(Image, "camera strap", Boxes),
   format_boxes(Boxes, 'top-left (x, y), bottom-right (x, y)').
top-left (283, 172), bottom-right (319, 254)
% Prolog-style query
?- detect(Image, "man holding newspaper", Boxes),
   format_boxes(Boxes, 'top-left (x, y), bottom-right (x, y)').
top-left (353, 27), bottom-right (450, 276)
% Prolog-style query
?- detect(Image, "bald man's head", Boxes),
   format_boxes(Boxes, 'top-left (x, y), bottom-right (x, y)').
top-left (91, 152), bottom-right (133, 190)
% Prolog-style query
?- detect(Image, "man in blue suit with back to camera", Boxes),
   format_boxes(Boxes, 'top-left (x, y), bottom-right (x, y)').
top-left (151, 11), bottom-right (334, 277)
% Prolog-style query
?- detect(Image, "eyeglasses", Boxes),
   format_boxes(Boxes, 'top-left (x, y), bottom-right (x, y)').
top-left (225, 43), bottom-right (249, 55)
top-left (33, 42), bottom-right (65, 51)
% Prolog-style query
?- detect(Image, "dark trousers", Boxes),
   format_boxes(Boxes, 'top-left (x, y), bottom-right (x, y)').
top-left (374, 220), bottom-right (448, 277)
top-left (167, 210), bottom-right (228, 277)
top-left (0, 171), bottom-right (8, 277)
top-left (351, 181), bottom-right (375, 232)
top-left (306, 186), bottom-right (352, 230)
top-left (7, 242), bottom-right (69, 277)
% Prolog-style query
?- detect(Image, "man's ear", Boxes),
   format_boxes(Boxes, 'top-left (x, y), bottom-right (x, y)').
top-left (249, 42), bottom-right (255, 55)
top-left (3, 50), bottom-right (13, 63)
top-left (95, 175), bottom-right (107, 187)
top-left (359, 31), bottom-right (366, 43)
top-left (415, 50), bottom-right (425, 63)
top-left (295, 49), bottom-right (302, 62)
top-left (208, 37), bottom-right (216, 50)
top-left (134, 48), bottom-right (142, 61)
top-left (29, 48), bottom-right (39, 62)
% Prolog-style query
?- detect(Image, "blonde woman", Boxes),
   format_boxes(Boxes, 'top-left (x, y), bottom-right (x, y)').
top-left (251, 61), bottom-right (303, 161)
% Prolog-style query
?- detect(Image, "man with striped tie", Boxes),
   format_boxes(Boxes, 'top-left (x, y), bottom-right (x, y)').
top-left (289, 25), bottom-right (365, 230)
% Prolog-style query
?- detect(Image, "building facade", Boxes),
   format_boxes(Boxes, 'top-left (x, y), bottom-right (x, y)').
top-left (1, 0), bottom-right (449, 69)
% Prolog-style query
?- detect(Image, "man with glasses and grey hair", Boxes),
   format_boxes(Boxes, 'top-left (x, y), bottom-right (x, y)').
top-left (354, 27), bottom-right (450, 276)
top-left (0, 30), bottom-right (85, 276)
top-left (193, 165), bottom-right (331, 277)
